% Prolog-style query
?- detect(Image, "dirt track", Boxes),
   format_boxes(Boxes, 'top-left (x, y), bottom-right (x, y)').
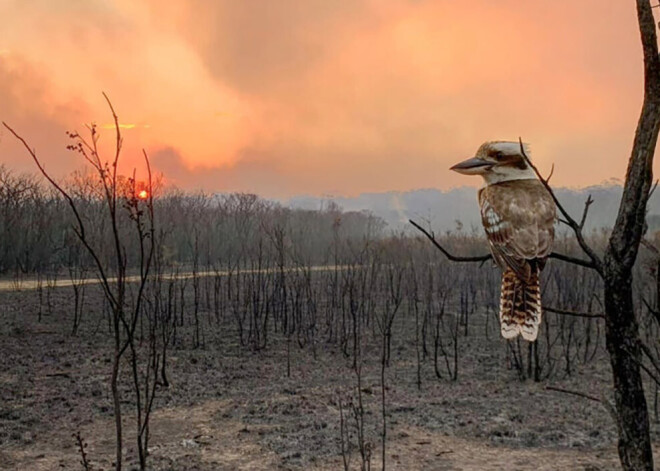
top-left (0, 264), bottom-right (351, 292)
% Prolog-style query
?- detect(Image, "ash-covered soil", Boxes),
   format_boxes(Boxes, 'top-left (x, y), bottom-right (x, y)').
top-left (0, 283), bottom-right (658, 470)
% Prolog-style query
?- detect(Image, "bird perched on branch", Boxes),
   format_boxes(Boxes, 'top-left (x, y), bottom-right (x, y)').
top-left (451, 141), bottom-right (555, 341)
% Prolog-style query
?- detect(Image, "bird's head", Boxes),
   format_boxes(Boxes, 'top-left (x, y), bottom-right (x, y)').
top-left (450, 141), bottom-right (536, 185)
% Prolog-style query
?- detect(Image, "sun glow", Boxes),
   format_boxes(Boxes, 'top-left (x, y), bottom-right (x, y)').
top-left (137, 190), bottom-right (149, 200)
top-left (99, 123), bottom-right (150, 130)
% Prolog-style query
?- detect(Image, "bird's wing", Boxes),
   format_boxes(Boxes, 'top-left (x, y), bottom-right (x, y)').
top-left (479, 181), bottom-right (555, 282)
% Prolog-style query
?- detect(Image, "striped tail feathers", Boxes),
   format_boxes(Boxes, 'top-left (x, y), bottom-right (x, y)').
top-left (499, 268), bottom-right (521, 340)
top-left (499, 265), bottom-right (542, 342)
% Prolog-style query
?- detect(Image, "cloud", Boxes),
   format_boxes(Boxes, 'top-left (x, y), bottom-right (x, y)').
top-left (0, 56), bottom-right (88, 176)
top-left (144, 0), bottom-right (375, 95)
top-left (0, 0), bottom-right (653, 197)
top-left (0, 0), bottom-right (258, 175)
top-left (142, 0), bottom-right (645, 195)
top-left (151, 146), bottom-right (293, 197)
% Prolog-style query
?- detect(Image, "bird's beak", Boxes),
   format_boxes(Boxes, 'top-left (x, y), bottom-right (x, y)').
top-left (450, 157), bottom-right (493, 175)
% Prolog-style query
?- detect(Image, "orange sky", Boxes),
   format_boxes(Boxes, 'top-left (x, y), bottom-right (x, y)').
top-left (0, 1), bottom-right (653, 198)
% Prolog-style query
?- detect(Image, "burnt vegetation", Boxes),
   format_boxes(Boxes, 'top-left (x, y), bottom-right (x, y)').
top-left (2, 2), bottom-right (660, 470)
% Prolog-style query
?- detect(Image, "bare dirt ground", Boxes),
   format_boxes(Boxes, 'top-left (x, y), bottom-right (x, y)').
top-left (1, 283), bottom-right (658, 470)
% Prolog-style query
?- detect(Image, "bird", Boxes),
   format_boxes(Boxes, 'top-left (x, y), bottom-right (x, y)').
top-left (450, 141), bottom-right (556, 341)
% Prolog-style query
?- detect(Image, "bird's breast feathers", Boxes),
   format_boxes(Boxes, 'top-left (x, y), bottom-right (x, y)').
top-left (478, 179), bottom-right (556, 271)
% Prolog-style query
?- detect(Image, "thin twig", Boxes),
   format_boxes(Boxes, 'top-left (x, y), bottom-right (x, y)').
top-left (638, 358), bottom-right (660, 387)
top-left (641, 296), bottom-right (660, 326)
top-left (579, 195), bottom-right (594, 229)
top-left (546, 163), bottom-right (555, 183)
top-left (648, 178), bottom-right (659, 199)
top-left (640, 342), bottom-right (660, 382)
top-left (518, 138), bottom-right (603, 273)
top-left (73, 431), bottom-right (92, 471)
top-left (547, 385), bottom-right (617, 424)
top-left (641, 238), bottom-right (660, 256)
top-left (546, 252), bottom-right (595, 270)
top-left (545, 385), bottom-right (601, 403)
top-left (543, 306), bottom-right (605, 319)
top-left (409, 219), bottom-right (492, 263)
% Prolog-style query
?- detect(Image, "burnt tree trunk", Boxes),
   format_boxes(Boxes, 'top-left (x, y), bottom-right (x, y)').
top-left (601, 2), bottom-right (660, 469)
top-left (604, 270), bottom-right (653, 470)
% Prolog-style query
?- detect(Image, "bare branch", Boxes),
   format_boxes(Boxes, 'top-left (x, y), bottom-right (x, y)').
top-left (518, 138), bottom-right (603, 273)
top-left (545, 385), bottom-right (602, 403)
top-left (579, 195), bottom-right (594, 230)
top-left (2, 121), bottom-right (119, 309)
top-left (641, 296), bottom-right (660, 326)
top-left (606, 1), bottom-right (660, 271)
top-left (546, 252), bottom-right (596, 270)
top-left (102, 91), bottom-right (122, 183)
top-left (410, 219), bottom-right (596, 269)
top-left (638, 1), bottom-right (660, 96)
top-left (648, 178), bottom-right (659, 199)
top-left (543, 305), bottom-right (605, 319)
top-left (641, 238), bottom-right (660, 255)
top-left (409, 219), bottom-right (492, 263)
top-left (639, 342), bottom-right (660, 384)
top-left (546, 163), bottom-right (555, 183)
top-left (546, 387), bottom-right (618, 424)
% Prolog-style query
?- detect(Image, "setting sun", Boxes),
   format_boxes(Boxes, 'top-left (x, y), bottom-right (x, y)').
top-left (137, 190), bottom-right (149, 200)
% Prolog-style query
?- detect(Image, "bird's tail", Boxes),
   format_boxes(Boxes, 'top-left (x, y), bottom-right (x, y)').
top-left (499, 266), bottom-right (542, 342)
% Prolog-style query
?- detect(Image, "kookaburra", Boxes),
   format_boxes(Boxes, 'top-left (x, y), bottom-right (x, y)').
top-left (451, 141), bottom-right (556, 342)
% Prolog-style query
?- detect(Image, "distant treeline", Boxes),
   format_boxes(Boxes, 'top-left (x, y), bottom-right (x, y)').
top-left (0, 165), bottom-right (387, 276)
top-left (288, 183), bottom-right (660, 234)
top-left (4, 163), bottom-right (640, 279)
